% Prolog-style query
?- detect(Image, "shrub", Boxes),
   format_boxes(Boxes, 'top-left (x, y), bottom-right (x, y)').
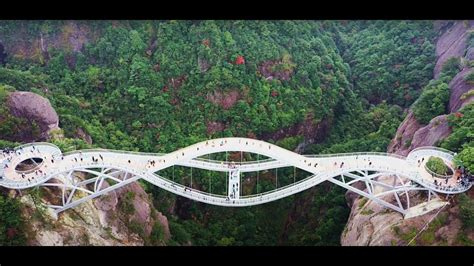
top-left (127, 219), bottom-right (144, 238)
top-left (455, 147), bottom-right (474, 173)
top-left (459, 194), bottom-right (474, 230)
top-left (0, 194), bottom-right (27, 245)
top-left (426, 156), bottom-right (448, 175)
top-left (440, 57), bottom-right (461, 80)
top-left (148, 221), bottom-right (165, 245)
top-left (412, 81), bottom-right (449, 124)
top-left (464, 71), bottom-right (474, 85)
top-left (120, 191), bottom-right (136, 215)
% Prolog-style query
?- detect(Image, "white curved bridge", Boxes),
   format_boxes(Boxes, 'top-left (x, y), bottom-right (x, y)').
top-left (0, 137), bottom-right (470, 219)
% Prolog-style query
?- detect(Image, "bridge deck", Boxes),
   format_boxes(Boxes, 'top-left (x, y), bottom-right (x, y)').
top-left (0, 138), bottom-right (471, 218)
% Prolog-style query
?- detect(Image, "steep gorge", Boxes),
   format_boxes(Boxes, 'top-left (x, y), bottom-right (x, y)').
top-left (342, 20), bottom-right (474, 246)
top-left (0, 20), bottom-right (471, 246)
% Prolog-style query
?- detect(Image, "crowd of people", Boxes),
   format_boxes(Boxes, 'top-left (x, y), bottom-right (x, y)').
top-left (456, 166), bottom-right (474, 188)
top-left (1, 139), bottom-right (473, 204)
top-left (1, 146), bottom-right (44, 182)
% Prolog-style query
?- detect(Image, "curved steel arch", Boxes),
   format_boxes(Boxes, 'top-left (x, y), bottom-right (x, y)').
top-left (0, 137), bottom-right (470, 218)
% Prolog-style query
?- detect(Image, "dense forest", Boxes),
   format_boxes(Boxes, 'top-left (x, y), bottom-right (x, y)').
top-left (0, 20), bottom-right (471, 246)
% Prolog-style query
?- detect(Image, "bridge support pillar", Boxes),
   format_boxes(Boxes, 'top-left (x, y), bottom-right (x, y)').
top-left (228, 169), bottom-right (240, 199)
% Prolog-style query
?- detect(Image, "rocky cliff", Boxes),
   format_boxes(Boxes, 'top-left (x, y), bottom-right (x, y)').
top-left (343, 20), bottom-right (474, 246)
top-left (434, 21), bottom-right (474, 79)
top-left (341, 184), bottom-right (474, 246)
top-left (2, 90), bottom-right (171, 246)
top-left (388, 20), bottom-right (474, 156)
top-left (18, 180), bottom-right (170, 246)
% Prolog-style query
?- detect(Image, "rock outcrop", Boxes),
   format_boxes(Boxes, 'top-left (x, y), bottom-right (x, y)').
top-left (448, 67), bottom-right (474, 113)
top-left (258, 59), bottom-right (294, 81)
top-left (411, 115), bottom-right (452, 147)
top-left (390, 114), bottom-right (452, 156)
top-left (342, 186), bottom-right (474, 246)
top-left (3, 90), bottom-right (170, 246)
top-left (206, 90), bottom-right (241, 110)
top-left (387, 111), bottom-right (423, 156)
top-left (434, 20), bottom-right (474, 79)
top-left (22, 180), bottom-right (171, 246)
top-left (206, 121), bottom-right (226, 135)
top-left (0, 21), bottom-right (94, 65)
top-left (345, 21), bottom-right (474, 246)
top-left (388, 20), bottom-right (473, 156)
top-left (6, 91), bottom-right (60, 141)
top-left (74, 127), bottom-right (93, 144)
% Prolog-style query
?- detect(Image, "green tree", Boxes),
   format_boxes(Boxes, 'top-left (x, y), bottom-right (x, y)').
top-left (412, 81), bottom-right (449, 124)
top-left (456, 147), bottom-right (474, 173)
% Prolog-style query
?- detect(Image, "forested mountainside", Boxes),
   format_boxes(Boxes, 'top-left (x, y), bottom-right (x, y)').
top-left (343, 20), bottom-right (474, 246)
top-left (0, 20), bottom-right (472, 246)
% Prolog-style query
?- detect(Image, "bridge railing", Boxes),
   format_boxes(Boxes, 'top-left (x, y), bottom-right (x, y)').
top-left (61, 148), bottom-right (166, 157)
top-left (13, 142), bottom-right (165, 158)
top-left (410, 146), bottom-right (456, 156)
top-left (188, 152), bottom-right (407, 166)
top-left (13, 142), bottom-right (61, 152)
top-left (304, 151), bottom-right (407, 160)
top-left (147, 173), bottom-right (227, 198)
top-left (407, 148), bottom-right (455, 170)
top-left (192, 157), bottom-right (276, 165)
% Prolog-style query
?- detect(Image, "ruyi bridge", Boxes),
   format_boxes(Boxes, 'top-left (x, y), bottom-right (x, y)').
top-left (0, 137), bottom-right (470, 219)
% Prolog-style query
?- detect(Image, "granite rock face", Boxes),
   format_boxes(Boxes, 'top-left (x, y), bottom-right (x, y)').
top-left (340, 175), bottom-right (468, 246)
top-left (6, 91), bottom-right (59, 141)
top-left (387, 111), bottom-right (423, 156)
top-left (434, 20), bottom-right (474, 79)
top-left (448, 67), bottom-right (474, 113)
top-left (345, 21), bottom-right (474, 246)
top-left (410, 115), bottom-right (452, 148)
top-left (23, 178), bottom-right (171, 246)
top-left (388, 21), bottom-right (473, 156)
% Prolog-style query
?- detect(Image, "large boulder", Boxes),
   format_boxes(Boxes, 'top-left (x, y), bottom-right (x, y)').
top-left (6, 91), bottom-right (59, 141)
